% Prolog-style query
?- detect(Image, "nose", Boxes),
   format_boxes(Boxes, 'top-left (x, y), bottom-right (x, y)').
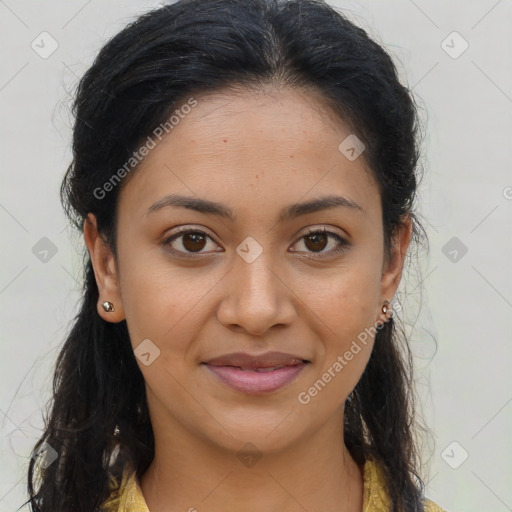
top-left (216, 252), bottom-right (297, 336)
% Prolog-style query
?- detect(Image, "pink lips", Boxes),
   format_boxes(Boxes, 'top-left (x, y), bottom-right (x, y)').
top-left (202, 351), bottom-right (309, 394)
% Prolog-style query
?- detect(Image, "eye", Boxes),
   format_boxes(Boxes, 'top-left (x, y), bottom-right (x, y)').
top-left (161, 227), bottom-right (221, 258)
top-left (291, 227), bottom-right (350, 259)
top-left (161, 226), bottom-right (350, 260)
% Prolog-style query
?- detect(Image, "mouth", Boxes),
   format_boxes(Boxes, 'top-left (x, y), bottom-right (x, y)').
top-left (201, 352), bottom-right (310, 394)
top-left (221, 364), bottom-right (305, 372)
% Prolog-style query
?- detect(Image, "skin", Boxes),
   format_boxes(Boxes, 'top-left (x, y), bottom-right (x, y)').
top-left (84, 85), bottom-right (412, 512)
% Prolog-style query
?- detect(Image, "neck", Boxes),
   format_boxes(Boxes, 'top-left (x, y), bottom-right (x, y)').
top-left (140, 408), bottom-right (364, 512)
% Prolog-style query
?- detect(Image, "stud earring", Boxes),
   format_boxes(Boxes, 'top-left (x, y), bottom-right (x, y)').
top-left (101, 301), bottom-right (115, 312)
top-left (382, 300), bottom-right (390, 314)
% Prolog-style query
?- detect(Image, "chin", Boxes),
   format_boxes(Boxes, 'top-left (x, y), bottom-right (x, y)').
top-left (198, 408), bottom-right (306, 455)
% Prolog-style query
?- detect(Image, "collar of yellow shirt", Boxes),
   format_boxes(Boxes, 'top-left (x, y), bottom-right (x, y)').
top-left (101, 458), bottom-right (446, 512)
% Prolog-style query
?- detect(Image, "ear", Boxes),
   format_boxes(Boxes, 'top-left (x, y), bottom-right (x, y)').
top-left (378, 215), bottom-right (413, 319)
top-left (83, 213), bottom-right (125, 323)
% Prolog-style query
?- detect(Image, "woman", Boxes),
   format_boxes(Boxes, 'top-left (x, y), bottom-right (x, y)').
top-left (25, 0), bottom-right (445, 510)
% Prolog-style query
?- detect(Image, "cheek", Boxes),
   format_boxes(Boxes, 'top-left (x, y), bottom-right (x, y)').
top-left (116, 243), bottom-right (184, 346)
top-left (299, 256), bottom-right (382, 385)
top-left (303, 257), bottom-right (382, 333)
top-left (122, 277), bottom-right (196, 356)
top-left (301, 286), bottom-right (377, 407)
top-left (118, 247), bottom-right (223, 362)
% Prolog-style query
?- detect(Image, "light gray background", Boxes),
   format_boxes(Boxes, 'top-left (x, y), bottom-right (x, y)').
top-left (1, 1), bottom-right (511, 511)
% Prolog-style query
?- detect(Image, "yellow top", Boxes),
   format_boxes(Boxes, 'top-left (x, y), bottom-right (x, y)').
top-left (101, 459), bottom-right (445, 512)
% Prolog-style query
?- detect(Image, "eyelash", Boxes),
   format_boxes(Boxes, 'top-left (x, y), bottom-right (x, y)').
top-left (161, 226), bottom-right (350, 260)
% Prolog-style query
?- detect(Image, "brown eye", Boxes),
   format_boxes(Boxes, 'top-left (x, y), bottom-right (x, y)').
top-left (162, 228), bottom-right (221, 257)
top-left (292, 228), bottom-right (350, 259)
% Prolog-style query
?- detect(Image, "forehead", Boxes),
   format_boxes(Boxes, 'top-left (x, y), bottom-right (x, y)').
top-left (117, 86), bottom-right (381, 223)
top-left (175, 86), bottom-right (351, 158)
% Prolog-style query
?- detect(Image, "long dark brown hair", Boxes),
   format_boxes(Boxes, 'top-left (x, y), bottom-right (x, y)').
top-left (24, 0), bottom-right (431, 510)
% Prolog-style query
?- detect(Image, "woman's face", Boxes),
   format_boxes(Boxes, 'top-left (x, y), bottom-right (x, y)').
top-left (86, 86), bottom-right (411, 455)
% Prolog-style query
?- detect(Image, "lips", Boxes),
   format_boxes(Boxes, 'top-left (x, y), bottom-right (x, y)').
top-left (202, 351), bottom-right (310, 394)
top-left (203, 351), bottom-right (309, 370)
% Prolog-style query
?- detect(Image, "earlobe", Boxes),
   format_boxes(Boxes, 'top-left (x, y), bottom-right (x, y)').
top-left (376, 299), bottom-right (392, 327)
top-left (83, 214), bottom-right (126, 323)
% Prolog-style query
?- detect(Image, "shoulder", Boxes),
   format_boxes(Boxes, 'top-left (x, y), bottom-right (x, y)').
top-left (363, 459), bottom-right (447, 512)
top-left (100, 468), bottom-right (150, 512)
top-left (423, 497), bottom-right (448, 512)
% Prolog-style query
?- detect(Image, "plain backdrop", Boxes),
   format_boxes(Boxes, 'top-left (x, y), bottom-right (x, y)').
top-left (1, 1), bottom-right (511, 511)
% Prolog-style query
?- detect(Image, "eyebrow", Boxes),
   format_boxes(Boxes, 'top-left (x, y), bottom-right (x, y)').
top-left (146, 193), bottom-right (364, 222)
